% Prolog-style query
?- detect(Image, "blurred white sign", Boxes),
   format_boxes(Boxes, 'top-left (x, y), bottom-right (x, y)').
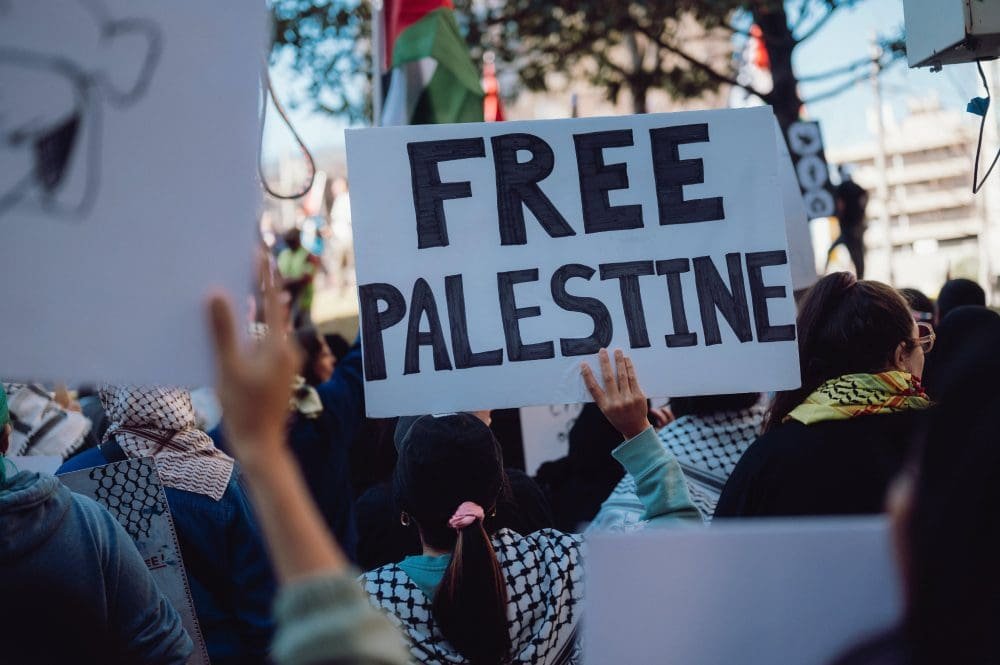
top-left (0, 0), bottom-right (264, 386)
top-left (584, 518), bottom-right (901, 665)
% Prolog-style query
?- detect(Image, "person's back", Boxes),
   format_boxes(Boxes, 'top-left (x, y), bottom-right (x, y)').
top-left (594, 394), bottom-right (763, 528)
top-left (716, 274), bottom-right (932, 519)
top-left (363, 527), bottom-right (584, 663)
top-left (58, 386), bottom-right (276, 665)
top-left (0, 470), bottom-right (192, 664)
top-left (715, 410), bottom-right (919, 517)
top-left (836, 178), bottom-right (867, 232)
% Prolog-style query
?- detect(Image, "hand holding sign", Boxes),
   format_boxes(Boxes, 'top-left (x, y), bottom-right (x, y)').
top-left (581, 348), bottom-right (650, 440)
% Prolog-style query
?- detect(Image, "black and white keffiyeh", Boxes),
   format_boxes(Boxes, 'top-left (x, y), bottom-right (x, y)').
top-left (100, 386), bottom-right (234, 501)
top-left (591, 402), bottom-right (766, 529)
top-left (362, 528), bottom-right (584, 664)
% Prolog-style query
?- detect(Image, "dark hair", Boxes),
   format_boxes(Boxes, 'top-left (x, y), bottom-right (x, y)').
top-left (393, 415), bottom-right (511, 664)
top-left (294, 327), bottom-right (326, 386)
top-left (324, 333), bottom-right (350, 361)
top-left (764, 272), bottom-right (915, 431)
top-left (937, 278), bottom-right (986, 322)
top-left (898, 287), bottom-right (933, 319)
top-left (670, 393), bottom-right (760, 418)
top-left (921, 306), bottom-right (1000, 404)
top-left (904, 398), bottom-right (1000, 664)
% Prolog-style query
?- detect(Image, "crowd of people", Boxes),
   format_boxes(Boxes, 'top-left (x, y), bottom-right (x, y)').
top-left (0, 269), bottom-right (997, 665)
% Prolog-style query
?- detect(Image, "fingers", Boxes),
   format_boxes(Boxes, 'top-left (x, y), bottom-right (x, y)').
top-left (580, 362), bottom-right (606, 403)
top-left (614, 349), bottom-right (628, 394)
top-left (208, 292), bottom-right (239, 373)
top-left (53, 383), bottom-right (71, 409)
top-left (625, 355), bottom-right (642, 396)
top-left (598, 348), bottom-right (617, 398)
top-left (262, 265), bottom-right (288, 337)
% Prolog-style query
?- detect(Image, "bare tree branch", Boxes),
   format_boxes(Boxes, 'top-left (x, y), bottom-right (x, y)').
top-left (802, 55), bottom-right (901, 105)
top-left (715, 21), bottom-right (754, 39)
top-left (634, 23), bottom-right (771, 102)
top-left (797, 55), bottom-right (873, 82)
top-left (794, 0), bottom-right (861, 44)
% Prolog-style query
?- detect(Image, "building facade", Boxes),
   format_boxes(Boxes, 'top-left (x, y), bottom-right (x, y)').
top-left (827, 96), bottom-right (999, 301)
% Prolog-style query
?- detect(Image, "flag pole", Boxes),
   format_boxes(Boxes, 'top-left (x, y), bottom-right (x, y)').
top-left (371, 0), bottom-right (384, 127)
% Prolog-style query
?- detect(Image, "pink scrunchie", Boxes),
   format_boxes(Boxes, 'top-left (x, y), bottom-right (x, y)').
top-left (448, 501), bottom-right (485, 530)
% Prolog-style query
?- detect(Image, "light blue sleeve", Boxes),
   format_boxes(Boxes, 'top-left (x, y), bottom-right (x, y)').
top-left (611, 427), bottom-right (703, 524)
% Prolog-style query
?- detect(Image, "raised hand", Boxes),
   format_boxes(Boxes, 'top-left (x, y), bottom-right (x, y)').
top-left (581, 348), bottom-right (651, 440)
top-left (207, 264), bottom-right (301, 469)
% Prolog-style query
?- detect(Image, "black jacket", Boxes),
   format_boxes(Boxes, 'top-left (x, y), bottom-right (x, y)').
top-left (714, 411), bottom-right (921, 518)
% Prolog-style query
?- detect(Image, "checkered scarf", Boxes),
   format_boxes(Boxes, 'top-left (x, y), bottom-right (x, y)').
top-left (591, 401), bottom-right (766, 528)
top-left (786, 371), bottom-right (930, 425)
top-left (363, 528), bottom-right (583, 664)
top-left (99, 386), bottom-right (234, 501)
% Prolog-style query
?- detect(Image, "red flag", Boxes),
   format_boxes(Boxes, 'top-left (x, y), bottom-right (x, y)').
top-left (483, 58), bottom-right (504, 122)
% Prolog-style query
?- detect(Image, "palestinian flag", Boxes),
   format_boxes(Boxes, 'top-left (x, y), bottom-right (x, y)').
top-left (381, 0), bottom-right (483, 125)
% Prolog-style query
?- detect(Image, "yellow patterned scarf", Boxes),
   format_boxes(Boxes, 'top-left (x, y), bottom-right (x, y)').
top-left (786, 371), bottom-right (930, 425)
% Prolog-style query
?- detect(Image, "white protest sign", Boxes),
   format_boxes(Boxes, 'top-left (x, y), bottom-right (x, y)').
top-left (519, 403), bottom-right (583, 475)
top-left (347, 106), bottom-right (801, 416)
top-left (776, 121), bottom-right (819, 291)
top-left (0, 0), bottom-right (264, 386)
top-left (584, 518), bottom-right (901, 665)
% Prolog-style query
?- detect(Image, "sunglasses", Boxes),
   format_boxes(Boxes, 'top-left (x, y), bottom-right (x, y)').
top-left (914, 322), bottom-right (935, 354)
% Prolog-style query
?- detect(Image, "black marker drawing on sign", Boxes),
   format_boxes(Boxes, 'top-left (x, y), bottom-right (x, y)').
top-left (655, 258), bottom-right (698, 347)
top-left (0, 0), bottom-right (162, 220)
top-left (746, 251), bottom-right (797, 343)
top-left (785, 121), bottom-right (835, 219)
top-left (60, 458), bottom-right (211, 665)
top-left (550, 263), bottom-right (613, 356)
top-left (574, 129), bottom-right (644, 234)
top-left (498, 268), bottom-right (555, 361)
top-left (90, 458), bottom-right (167, 539)
top-left (407, 138), bottom-right (485, 249)
top-left (599, 261), bottom-right (655, 348)
top-left (445, 274), bottom-right (504, 369)
top-left (787, 122), bottom-right (821, 156)
top-left (359, 282), bottom-right (407, 381)
top-left (693, 253), bottom-right (753, 346)
top-left (492, 133), bottom-right (576, 245)
top-left (403, 278), bottom-right (453, 375)
top-left (650, 124), bottom-right (726, 226)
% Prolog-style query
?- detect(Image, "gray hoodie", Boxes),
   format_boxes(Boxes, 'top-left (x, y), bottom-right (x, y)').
top-left (0, 470), bottom-right (192, 664)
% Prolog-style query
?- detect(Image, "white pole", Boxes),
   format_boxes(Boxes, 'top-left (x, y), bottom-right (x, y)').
top-left (871, 37), bottom-right (894, 284)
top-left (371, 0), bottom-right (385, 127)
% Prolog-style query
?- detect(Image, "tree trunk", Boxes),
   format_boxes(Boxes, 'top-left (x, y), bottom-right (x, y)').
top-left (631, 82), bottom-right (649, 114)
top-left (754, 4), bottom-right (802, 136)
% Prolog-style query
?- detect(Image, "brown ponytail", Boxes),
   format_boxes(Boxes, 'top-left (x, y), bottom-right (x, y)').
top-left (433, 517), bottom-right (511, 664)
top-left (393, 414), bottom-right (512, 664)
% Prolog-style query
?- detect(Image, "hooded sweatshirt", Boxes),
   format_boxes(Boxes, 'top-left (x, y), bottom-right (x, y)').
top-left (0, 470), bottom-right (192, 664)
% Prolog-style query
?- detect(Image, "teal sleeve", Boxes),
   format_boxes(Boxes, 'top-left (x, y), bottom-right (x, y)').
top-left (272, 571), bottom-right (410, 665)
top-left (611, 427), bottom-right (703, 524)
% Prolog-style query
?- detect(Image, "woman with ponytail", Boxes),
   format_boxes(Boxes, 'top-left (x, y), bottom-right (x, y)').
top-left (205, 277), bottom-right (699, 665)
top-left (362, 348), bottom-right (700, 664)
top-left (715, 272), bottom-right (933, 519)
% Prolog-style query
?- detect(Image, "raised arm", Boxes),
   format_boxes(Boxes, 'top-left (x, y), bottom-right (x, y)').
top-left (581, 349), bottom-right (702, 524)
top-left (207, 274), bottom-right (408, 665)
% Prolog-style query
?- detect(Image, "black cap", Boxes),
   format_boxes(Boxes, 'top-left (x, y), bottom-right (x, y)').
top-left (395, 413), bottom-right (499, 457)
